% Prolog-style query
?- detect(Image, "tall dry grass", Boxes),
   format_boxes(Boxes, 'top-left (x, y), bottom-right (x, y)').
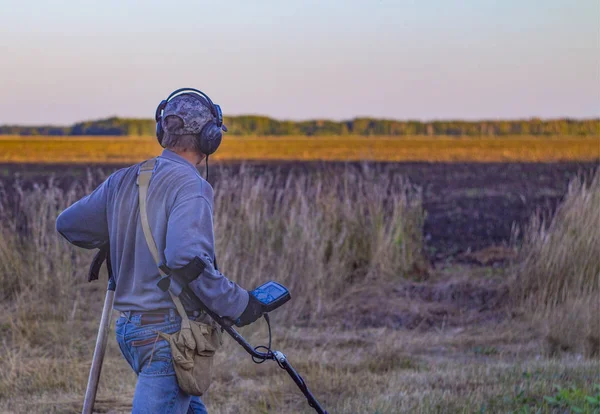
top-left (0, 165), bottom-right (424, 323)
top-left (215, 165), bottom-right (425, 322)
top-left (512, 168), bottom-right (600, 356)
top-left (513, 168), bottom-right (599, 307)
top-left (0, 174), bottom-right (100, 402)
top-left (0, 174), bottom-right (95, 326)
top-left (0, 165), bottom-right (425, 403)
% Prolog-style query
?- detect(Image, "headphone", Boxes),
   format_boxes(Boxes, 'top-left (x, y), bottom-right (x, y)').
top-left (155, 88), bottom-right (228, 155)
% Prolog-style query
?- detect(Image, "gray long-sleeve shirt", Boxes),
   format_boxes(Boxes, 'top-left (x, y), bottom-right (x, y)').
top-left (56, 149), bottom-right (249, 318)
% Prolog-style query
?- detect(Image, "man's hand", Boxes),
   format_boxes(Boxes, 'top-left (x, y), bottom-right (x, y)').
top-left (235, 292), bottom-right (264, 327)
top-left (88, 243), bottom-right (110, 282)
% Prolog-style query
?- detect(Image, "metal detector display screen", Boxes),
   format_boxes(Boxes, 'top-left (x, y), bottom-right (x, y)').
top-left (252, 281), bottom-right (291, 312)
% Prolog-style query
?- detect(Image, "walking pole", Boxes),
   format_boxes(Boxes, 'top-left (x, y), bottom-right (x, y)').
top-left (82, 277), bottom-right (116, 414)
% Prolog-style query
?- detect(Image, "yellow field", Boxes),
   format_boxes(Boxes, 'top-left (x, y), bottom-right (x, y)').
top-left (0, 135), bottom-right (598, 163)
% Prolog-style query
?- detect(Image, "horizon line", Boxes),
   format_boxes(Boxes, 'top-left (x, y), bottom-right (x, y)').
top-left (4, 114), bottom-right (600, 128)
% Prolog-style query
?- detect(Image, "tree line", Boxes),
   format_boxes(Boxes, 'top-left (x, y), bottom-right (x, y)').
top-left (1, 116), bottom-right (598, 136)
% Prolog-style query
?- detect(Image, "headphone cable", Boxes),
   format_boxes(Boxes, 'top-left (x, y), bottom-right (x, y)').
top-left (205, 154), bottom-right (209, 181)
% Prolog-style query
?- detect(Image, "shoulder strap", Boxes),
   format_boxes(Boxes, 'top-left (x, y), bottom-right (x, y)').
top-left (137, 158), bottom-right (191, 328)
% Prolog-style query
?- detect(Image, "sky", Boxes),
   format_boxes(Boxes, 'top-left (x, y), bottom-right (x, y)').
top-left (0, 0), bottom-right (598, 125)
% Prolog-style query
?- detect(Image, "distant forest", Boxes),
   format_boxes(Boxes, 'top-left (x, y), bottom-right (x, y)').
top-left (1, 117), bottom-right (598, 137)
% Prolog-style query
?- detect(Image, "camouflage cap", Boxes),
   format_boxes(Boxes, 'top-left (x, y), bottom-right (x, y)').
top-left (162, 94), bottom-right (215, 135)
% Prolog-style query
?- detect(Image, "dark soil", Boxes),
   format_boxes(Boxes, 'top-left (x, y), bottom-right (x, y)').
top-left (1, 161), bottom-right (597, 260)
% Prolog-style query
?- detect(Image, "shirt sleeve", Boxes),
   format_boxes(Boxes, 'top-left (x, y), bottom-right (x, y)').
top-left (164, 187), bottom-right (249, 320)
top-left (56, 177), bottom-right (110, 249)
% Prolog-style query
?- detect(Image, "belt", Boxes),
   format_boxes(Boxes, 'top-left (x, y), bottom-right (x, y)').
top-left (120, 308), bottom-right (201, 326)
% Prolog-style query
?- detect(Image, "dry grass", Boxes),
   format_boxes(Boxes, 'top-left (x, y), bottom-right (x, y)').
top-left (1, 165), bottom-right (599, 413)
top-left (512, 169), bottom-right (600, 359)
top-left (213, 167), bottom-right (426, 323)
top-left (542, 296), bottom-right (600, 358)
top-left (0, 166), bottom-right (426, 323)
top-left (0, 135), bottom-right (599, 163)
top-left (0, 166), bottom-right (427, 412)
top-left (514, 169), bottom-right (600, 308)
top-left (2, 324), bottom-right (598, 413)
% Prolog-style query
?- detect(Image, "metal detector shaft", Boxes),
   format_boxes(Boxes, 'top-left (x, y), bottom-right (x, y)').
top-left (221, 325), bottom-right (327, 414)
top-left (273, 351), bottom-right (328, 414)
top-left (82, 278), bottom-right (116, 414)
top-left (177, 287), bottom-right (328, 414)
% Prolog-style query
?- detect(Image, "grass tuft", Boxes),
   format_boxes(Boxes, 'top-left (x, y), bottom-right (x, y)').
top-left (513, 169), bottom-right (599, 308)
top-left (512, 168), bottom-right (600, 358)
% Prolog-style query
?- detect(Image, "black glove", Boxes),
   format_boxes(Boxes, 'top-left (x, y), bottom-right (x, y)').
top-left (235, 292), bottom-right (264, 327)
top-left (88, 243), bottom-right (111, 283)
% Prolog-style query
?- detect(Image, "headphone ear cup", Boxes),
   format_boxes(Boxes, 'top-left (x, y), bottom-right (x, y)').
top-left (213, 104), bottom-right (224, 128)
top-left (155, 100), bottom-right (167, 122)
top-left (156, 117), bottom-right (165, 147)
top-left (155, 100), bottom-right (168, 147)
top-left (198, 123), bottom-right (223, 155)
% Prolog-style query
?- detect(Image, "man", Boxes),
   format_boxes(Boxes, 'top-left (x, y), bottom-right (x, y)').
top-left (56, 90), bottom-right (263, 413)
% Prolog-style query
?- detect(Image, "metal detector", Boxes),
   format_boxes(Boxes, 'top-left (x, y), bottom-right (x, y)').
top-left (175, 279), bottom-right (328, 414)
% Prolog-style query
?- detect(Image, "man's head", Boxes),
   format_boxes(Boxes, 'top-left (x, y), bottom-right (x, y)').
top-left (160, 94), bottom-right (216, 161)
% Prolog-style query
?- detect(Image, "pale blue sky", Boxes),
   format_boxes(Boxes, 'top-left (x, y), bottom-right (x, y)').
top-left (0, 0), bottom-right (598, 124)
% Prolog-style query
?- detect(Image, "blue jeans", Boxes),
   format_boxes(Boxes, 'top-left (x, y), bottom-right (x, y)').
top-left (115, 311), bottom-right (208, 414)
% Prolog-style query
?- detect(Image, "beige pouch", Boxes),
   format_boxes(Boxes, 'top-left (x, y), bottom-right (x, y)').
top-left (137, 158), bottom-right (222, 396)
top-left (157, 306), bottom-right (223, 395)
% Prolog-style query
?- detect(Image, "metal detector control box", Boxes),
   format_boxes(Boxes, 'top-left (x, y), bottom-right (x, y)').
top-left (251, 281), bottom-right (291, 313)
